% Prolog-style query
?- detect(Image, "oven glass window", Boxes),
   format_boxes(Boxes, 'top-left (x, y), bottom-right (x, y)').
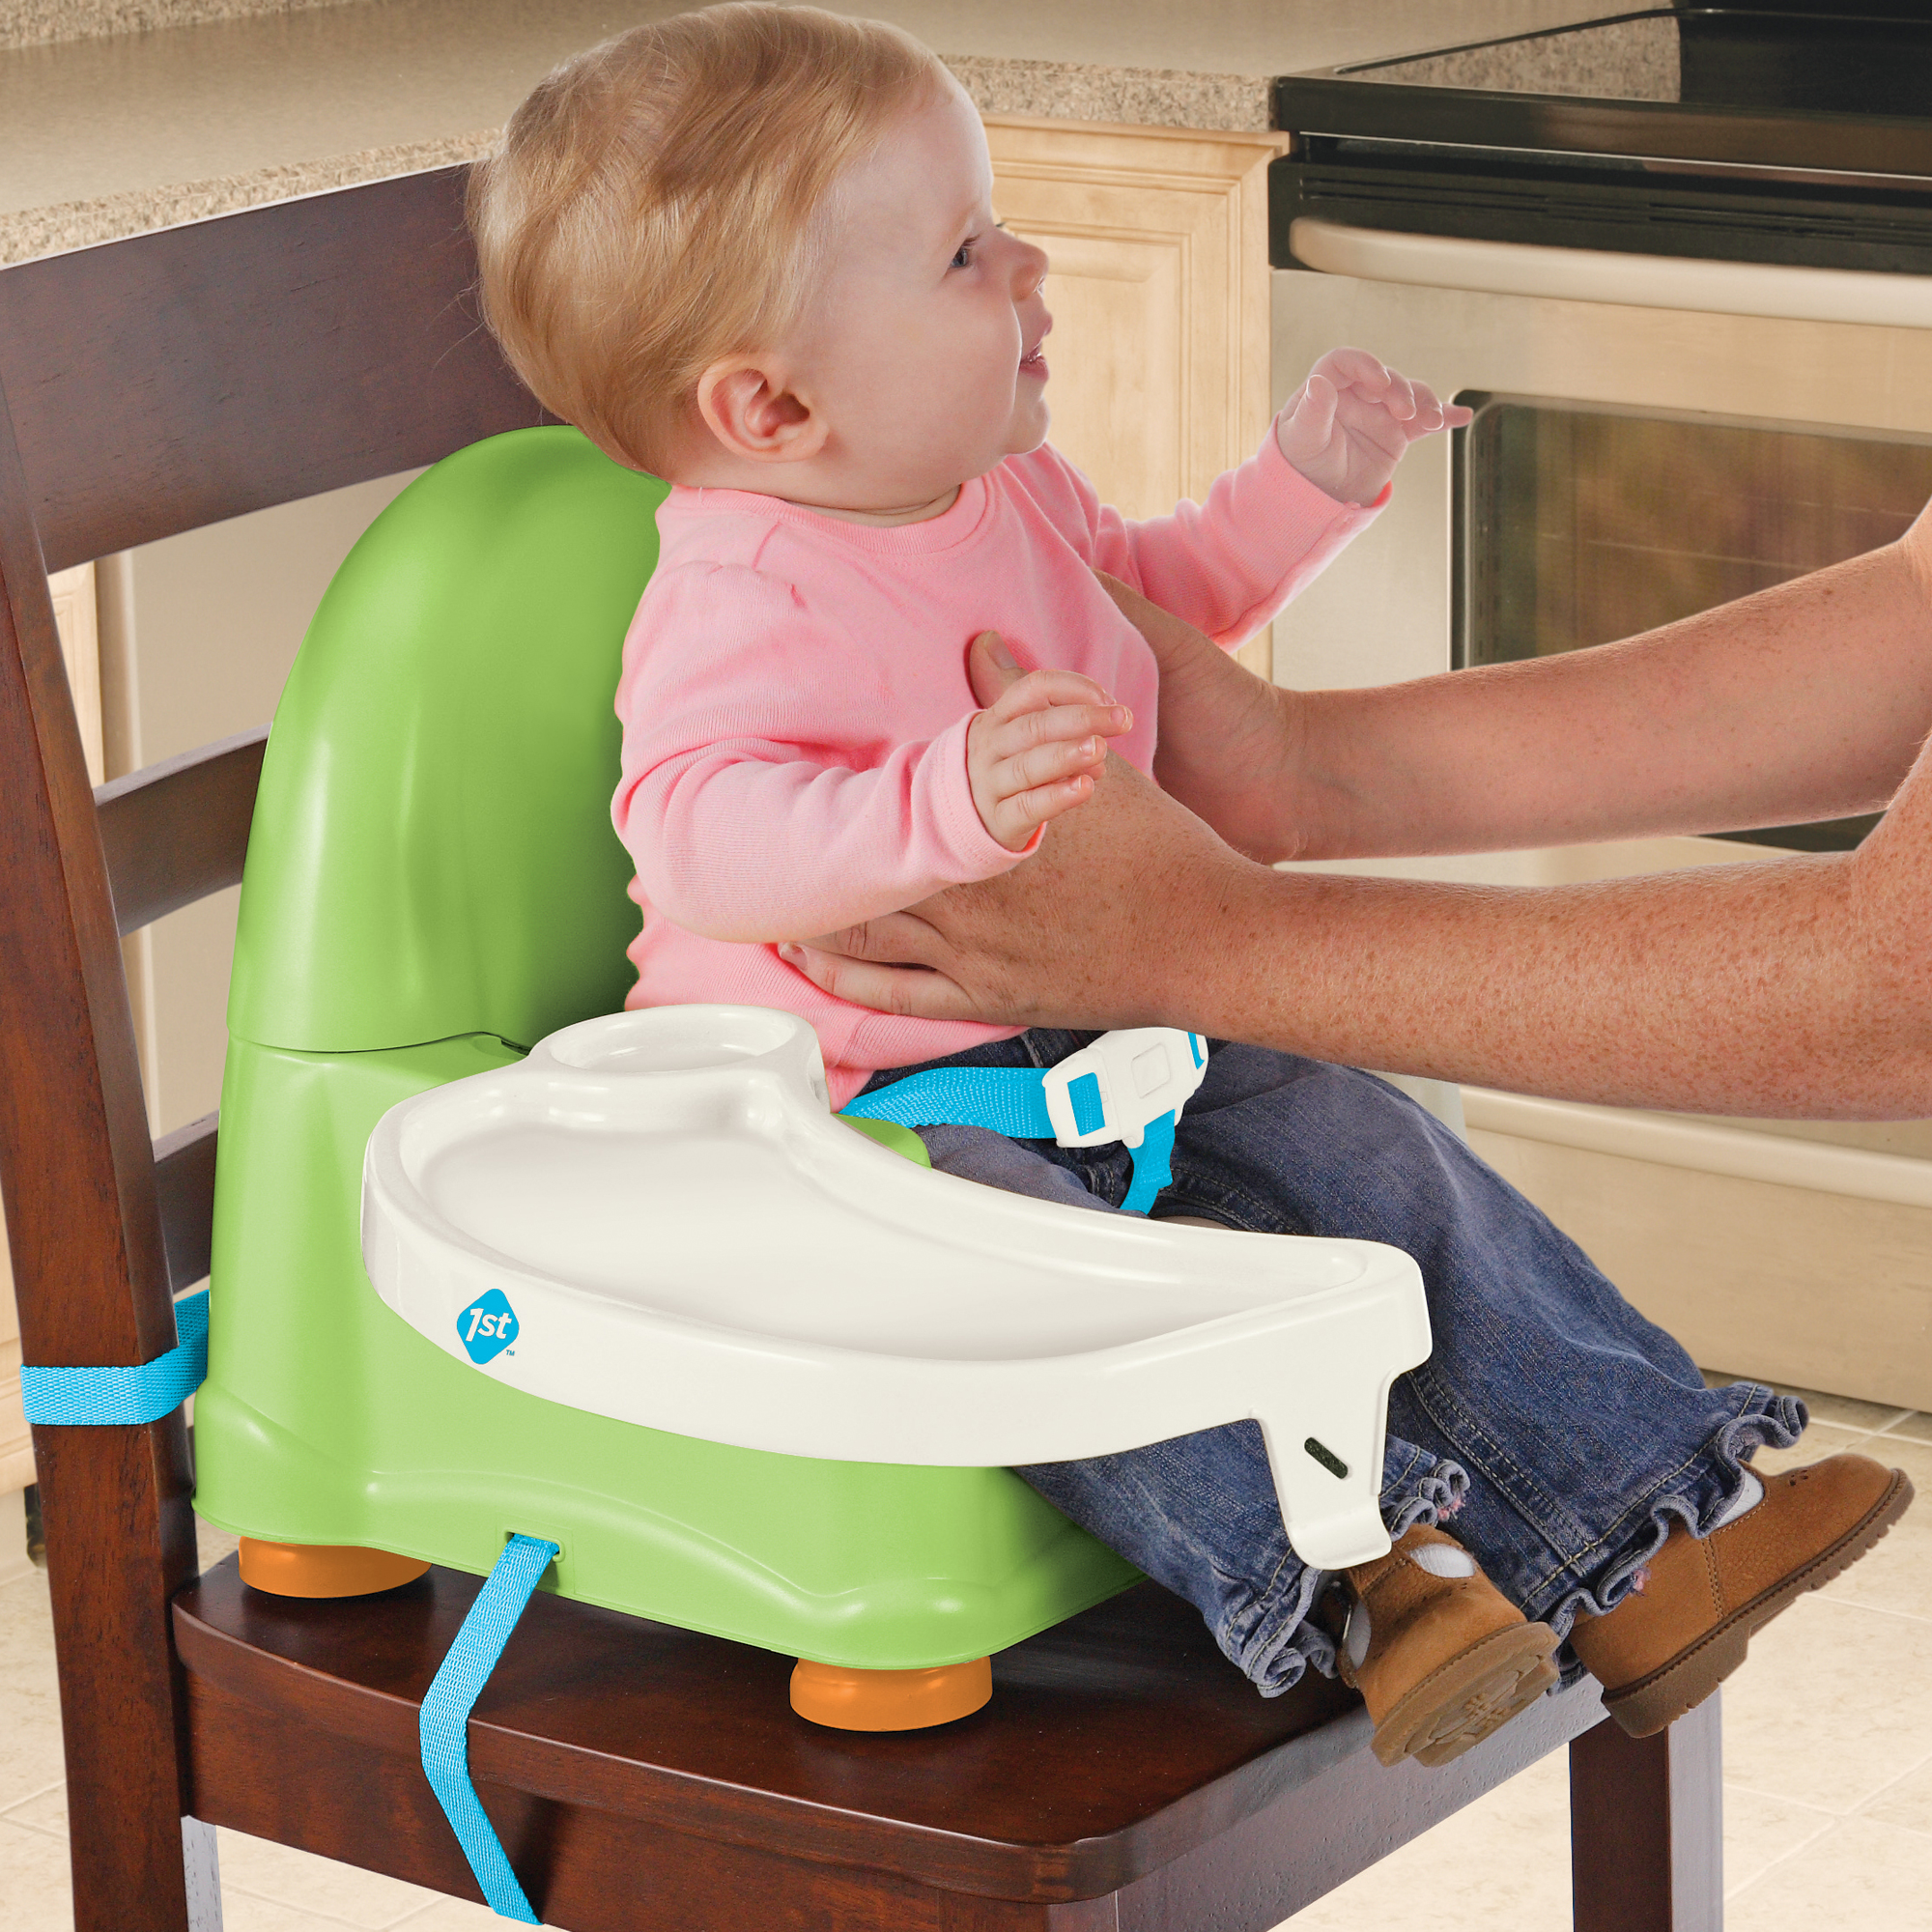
top-left (1455, 396), bottom-right (1932, 848)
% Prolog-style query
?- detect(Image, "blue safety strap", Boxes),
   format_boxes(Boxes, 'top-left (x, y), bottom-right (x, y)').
top-left (841, 1067), bottom-right (1056, 1140)
top-left (19, 1287), bottom-right (210, 1426)
top-left (1120, 1110), bottom-right (1178, 1214)
top-left (842, 1072), bottom-right (1175, 1214)
top-left (420, 1534), bottom-right (560, 1924)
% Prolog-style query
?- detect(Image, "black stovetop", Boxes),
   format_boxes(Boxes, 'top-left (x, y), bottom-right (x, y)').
top-left (1278, 8), bottom-right (1932, 179)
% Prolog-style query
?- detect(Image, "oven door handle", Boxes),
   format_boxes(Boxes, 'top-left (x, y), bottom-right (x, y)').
top-left (1288, 215), bottom-right (1932, 330)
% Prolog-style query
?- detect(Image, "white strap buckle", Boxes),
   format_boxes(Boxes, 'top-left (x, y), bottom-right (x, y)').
top-left (1041, 1029), bottom-right (1208, 1151)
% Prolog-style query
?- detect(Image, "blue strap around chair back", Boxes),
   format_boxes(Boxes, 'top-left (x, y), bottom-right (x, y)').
top-left (20, 1287), bottom-right (211, 1426)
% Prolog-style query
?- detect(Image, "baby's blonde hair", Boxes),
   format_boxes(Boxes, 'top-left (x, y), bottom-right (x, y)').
top-left (468, 4), bottom-right (946, 474)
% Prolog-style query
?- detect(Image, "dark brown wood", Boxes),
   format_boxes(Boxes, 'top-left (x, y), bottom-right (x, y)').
top-left (96, 728), bottom-right (267, 935)
top-left (186, 1664), bottom-right (1119, 1932)
top-left (176, 1569), bottom-right (1360, 1905)
top-left (154, 1114), bottom-right (217, 1294)
top-left (1119, 1676), bottom-right (1608, 1930)
top-left (0, 168), bottom-right (544, 575)
top-left (1571, 1696), bottom-right (1723, 1932)
top-left (0, 373), bottom-right (199, 1928)
top-left (178, 1560), bottom-right (1620, 1932)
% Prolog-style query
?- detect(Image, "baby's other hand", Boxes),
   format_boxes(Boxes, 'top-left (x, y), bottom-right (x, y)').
top-left (966, 655), bottom-right (1132, 852)
top-left (1276, 348), bottom-right (1473, 507)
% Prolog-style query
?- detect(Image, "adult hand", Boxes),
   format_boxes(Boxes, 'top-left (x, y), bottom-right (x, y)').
top-left (781, 631), bottom-right (1257, 1027)
top-left (1092, 573), bottom-right (1304, 861)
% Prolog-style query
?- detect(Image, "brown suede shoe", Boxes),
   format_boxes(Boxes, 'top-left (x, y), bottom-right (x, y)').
top-left (1338, 1522), bottom-right (1559, 1769)
top-left (1569, 1452), bottom-right (1914, 1739)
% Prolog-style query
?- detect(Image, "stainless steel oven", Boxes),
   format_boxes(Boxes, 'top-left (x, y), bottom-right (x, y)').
top-left (1267, 6), bottom-right (1932, 1406)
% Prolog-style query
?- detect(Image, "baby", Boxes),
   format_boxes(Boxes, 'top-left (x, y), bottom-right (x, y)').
top-left (469, 3), bottom-right (1910, 1765)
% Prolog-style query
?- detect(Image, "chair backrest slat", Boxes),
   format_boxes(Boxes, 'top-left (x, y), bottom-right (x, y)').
top-left (0, 168), bottom-right (544, 575)
top-left (97, 726), bottom-right (268, 936)
top-left (154, 1113), bottom-right (217, 1296)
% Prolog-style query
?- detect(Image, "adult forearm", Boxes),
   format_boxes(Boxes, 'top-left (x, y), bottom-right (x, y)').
top-left (1169, 841), bottom-right (1929, 1118)
top-left (1279, 537), bottom-right (1932, 862)
top-left (795, 740), bottom-right (1932, 1119)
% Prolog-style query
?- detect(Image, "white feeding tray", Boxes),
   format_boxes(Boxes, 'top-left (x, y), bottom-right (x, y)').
top-left (361, 1007), bottom-right (1432, 1569)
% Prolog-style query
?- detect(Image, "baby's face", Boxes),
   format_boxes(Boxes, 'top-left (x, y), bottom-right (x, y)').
top-left (787, 79), bottom-right (1052, 510)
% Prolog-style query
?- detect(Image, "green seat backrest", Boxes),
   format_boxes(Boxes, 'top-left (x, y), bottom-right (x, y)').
top-left (229, 428), bottom-right (668, 1053)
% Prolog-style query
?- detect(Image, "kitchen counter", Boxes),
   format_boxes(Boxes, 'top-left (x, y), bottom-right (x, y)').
top-left (0, 0), bottom-right (1604, 266)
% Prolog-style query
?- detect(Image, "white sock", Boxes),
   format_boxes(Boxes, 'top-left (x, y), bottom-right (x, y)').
top-left (1408, 1542), bottom-right (1478, 1579)
top-left (1709, 1467), bottom-right (1765, 1531)
top-left (1345, 1600), bottom-right (1372, 1672)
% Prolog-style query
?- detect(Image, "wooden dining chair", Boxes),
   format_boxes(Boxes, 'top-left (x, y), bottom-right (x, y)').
top-left (0, 165), bottom-right (1722, 1932)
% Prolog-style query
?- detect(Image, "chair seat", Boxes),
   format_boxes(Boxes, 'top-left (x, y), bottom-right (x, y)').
top-left (174, 1556), bottom-right (1607, 1930)
top-left (176, 1564), bottom-right (1351, 1899)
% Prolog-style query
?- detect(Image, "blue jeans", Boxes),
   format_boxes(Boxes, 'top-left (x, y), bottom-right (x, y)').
top-left (861, 1032), bottom-right (1804, 1696)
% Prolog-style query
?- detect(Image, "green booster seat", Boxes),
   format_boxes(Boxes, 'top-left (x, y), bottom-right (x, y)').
top-left (193, 426), bottom-right (1147, 1716)
top-left (193, 428), bottom-right (1429, 1794)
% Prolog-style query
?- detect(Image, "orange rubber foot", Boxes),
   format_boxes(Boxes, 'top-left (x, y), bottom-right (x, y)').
top-left (789, 1656), bottom-right (992, 1731)
top-left (238, 1537), bottom-right (430, 1598)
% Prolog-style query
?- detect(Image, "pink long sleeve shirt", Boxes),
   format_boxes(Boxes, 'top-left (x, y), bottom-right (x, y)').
top-left (612, 429), bottom-right (1383, 1105)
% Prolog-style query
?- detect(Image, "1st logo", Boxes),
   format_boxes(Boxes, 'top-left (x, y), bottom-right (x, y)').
top-left (456, 1289), bottom-right (520, 1365)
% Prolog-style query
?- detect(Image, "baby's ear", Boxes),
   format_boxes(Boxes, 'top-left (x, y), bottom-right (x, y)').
top-left (695, 357), bottom-right (825, 465)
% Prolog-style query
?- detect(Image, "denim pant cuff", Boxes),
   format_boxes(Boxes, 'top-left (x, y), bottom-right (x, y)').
top-left (1541, 1383), bottom-right (1807, 1662)
top-left (1231, 1455), bottom-right (1471, 1699)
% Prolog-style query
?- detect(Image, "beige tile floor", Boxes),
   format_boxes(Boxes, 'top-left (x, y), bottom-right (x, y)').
top-left (3, 1389), bottom-right (1930, 1931)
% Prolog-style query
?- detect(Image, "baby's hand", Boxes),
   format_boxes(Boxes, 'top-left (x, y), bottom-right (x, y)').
top-left (967, 658), bottom-right (1132, 852)
top-left (1276, 348), bottom-right (1473, 507)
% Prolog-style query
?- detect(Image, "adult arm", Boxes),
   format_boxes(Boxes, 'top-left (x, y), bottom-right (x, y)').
top-left (783, 518), bottom-right (1932, 1118)
top-left (1140, 522), bottom-right (1932, 865)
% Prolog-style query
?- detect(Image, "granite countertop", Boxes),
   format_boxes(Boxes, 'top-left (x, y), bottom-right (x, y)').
top-left (0, 0), bottom-right (1604, 266)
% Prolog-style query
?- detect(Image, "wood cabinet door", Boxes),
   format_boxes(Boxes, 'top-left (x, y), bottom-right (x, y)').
top-left (984, 118), bottom-right (1287, 678)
